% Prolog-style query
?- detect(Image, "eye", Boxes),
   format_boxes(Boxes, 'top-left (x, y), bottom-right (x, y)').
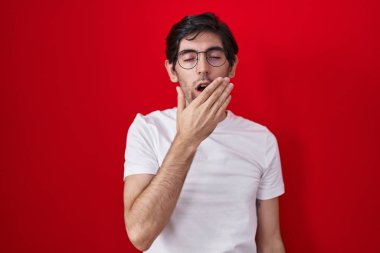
top-left (207, 49), bottom-right (225, 57)
top-left (183, 57), bottom-right (196, 62)
top-left (180, 51), bottom-right (197, 60)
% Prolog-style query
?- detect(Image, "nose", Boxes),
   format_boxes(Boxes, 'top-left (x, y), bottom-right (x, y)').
top-left (196, 52), bottom-right (210, 75)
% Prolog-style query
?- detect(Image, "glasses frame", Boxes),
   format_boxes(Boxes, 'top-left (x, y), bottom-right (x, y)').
top-left (176, 47), bottom-right (227, 70)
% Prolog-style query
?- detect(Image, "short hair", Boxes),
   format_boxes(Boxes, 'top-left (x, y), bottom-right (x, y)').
top-left (166, 12), bottom-right (238, 69)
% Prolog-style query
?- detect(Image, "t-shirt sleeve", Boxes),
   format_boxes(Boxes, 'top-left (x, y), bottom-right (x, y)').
top-left (256, 130), bottom-right (285, 200)
top-left (123, 113), bottom-right (159, 181)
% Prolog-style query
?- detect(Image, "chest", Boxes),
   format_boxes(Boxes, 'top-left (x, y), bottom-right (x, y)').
top-left (156, 132), bottom-right (265, 211)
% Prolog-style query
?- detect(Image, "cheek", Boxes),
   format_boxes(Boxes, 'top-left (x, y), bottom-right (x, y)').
top-left (222, 66), bottom-right (231, 76)
top-left (177, 77), bottom-right (193, 98)
top-left (176, 71), bottom-right (194, 88)
top-left (209, 66), bottom-right (231, 79)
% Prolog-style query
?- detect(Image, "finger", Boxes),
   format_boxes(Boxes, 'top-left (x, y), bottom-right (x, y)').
top-left (195, 77), bottom-right (228, 108)
top-left (176, 86), bottom-right (185, 115)
top-left (210, 82), bottom-right (233, 113)
top-left (192, 77), bottom-right (228, 106)
top-left (204, 79), bottom-right (232, 110)
top-left (214, 95), bottom-right (232, 120)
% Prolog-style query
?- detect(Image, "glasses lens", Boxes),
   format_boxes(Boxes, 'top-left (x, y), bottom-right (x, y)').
top-left (178, 51), bottom-right (198, 69)
top-left (177, 49), bottom-right (227, 69)
top-left (206, 49), bottom-right (226, 67)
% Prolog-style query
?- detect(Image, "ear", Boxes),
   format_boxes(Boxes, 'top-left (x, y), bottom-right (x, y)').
top-left (228, 55), bottom-right (238, 78)
top-left (165, 60), bottom-right (179, 83)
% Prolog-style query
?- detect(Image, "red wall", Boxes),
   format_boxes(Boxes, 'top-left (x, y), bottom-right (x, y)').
top-left (1, 0), bottom-right (379, 252)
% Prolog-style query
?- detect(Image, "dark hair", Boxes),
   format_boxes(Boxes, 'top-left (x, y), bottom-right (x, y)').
top-left (166, 12), bottom-right (238, 69)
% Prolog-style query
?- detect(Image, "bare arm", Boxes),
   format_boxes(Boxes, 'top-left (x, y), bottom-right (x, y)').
top-left (124, 77), bottom-right (233, 251)
top-left (255, 197), bottom-right (285, 253)
top-left (124, 134), bottom-right (198, 251)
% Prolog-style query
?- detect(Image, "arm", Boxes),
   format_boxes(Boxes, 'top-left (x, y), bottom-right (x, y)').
top-left (124, 134), bottom-right (198, 251)
top-left (255, 197), bottom-right (286, 253)
top-left (123, 77), bottom-right (233, 251)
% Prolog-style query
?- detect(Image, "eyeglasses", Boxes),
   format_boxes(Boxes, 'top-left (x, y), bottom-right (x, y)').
top-left (177, 47), bottom-right (227, 70)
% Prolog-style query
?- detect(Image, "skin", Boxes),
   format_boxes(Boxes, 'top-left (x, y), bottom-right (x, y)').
top-left (165, 32), bottom-right (237, 109)
top-left (256, 198), bottom-right (286, 253)
top-left (123, 31), bottom-right (285, 252)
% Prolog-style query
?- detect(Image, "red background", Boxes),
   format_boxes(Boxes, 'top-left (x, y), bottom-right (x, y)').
top-left (1, 0), bottom-right (380, 252)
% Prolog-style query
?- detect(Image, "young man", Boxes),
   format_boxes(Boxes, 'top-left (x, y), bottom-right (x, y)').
top-left (123, 12), bottom-right (286, 253)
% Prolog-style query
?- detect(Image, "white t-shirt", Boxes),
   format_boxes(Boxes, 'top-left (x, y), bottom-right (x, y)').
top-left (124, 107), bottom-right (285, 253)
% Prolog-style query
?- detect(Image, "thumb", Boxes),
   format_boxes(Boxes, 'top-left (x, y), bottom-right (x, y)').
top-left (176, 86), bottom-right (185, 114)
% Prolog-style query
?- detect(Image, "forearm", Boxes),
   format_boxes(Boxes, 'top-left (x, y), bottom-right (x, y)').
top-left (126, 134), bottom-right (198, 250)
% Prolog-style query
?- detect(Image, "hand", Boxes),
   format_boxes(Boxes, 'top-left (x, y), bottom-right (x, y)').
top-left (175, 77), bottom-right (234, 147)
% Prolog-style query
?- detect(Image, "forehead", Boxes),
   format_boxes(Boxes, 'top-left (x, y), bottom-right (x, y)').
top-left (178, 32), bottom-right (223, 52)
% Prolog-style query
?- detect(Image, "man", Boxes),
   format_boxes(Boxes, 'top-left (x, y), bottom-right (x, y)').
top-left (123, 12), bottom-right (286, 253)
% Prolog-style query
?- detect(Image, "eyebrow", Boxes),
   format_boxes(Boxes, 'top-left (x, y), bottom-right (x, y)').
top-left (178, 46), bottom-right (224, 54)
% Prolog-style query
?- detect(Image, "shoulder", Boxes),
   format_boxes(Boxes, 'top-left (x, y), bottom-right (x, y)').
top-left (229, 111), bottom-right (274, 137)
top-left (131, 107), bottom-right (176, 126)
top-left (227, 112), bottom-right (280, 158)
top-left (128, 107), bottom-right (177, 140)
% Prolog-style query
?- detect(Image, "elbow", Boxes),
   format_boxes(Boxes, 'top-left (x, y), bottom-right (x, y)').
top-left (125, 222), bottom-right (154, 251)
top-left (128, 231), bottom-right (152, 251)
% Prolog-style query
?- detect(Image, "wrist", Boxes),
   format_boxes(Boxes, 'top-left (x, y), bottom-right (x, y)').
top-left (174, 133), bottom-right (200, 151)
